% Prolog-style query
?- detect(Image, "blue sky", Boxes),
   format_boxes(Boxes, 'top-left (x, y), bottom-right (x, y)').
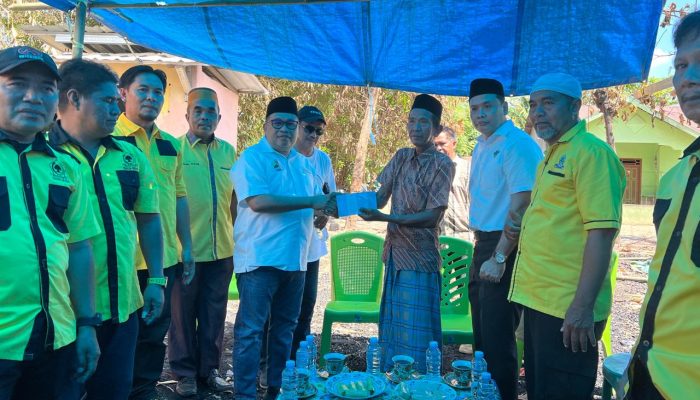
top-left (650, 1), bottom-right (699, 78)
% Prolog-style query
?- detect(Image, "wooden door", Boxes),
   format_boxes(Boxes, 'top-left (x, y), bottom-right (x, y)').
top-left (621, 159), bottom-right (642, 204)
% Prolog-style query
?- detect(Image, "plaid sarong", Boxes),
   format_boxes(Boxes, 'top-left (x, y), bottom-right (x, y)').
top-left (379, 253), bottom-right (442, 374)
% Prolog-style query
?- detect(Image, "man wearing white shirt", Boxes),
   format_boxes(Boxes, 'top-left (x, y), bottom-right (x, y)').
top-left (230, 97), bottom-right (330, 400)
top-left (290, 106), bottom-right (336, 352)
top-left (467, 79), bottom-right (543, 400)
top-left (434, 125), bottom-right (472, 242)
top-left (258, 106), bottom-right (337, 388)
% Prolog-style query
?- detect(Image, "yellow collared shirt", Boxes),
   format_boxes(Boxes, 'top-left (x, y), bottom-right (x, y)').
top-left (179, 134), bottom-right (236, 262)
top-left (628, 137), bottom-right (700, 399)
top-left (508, 121), bottom-right (626, 321)
top-left (113, 114), bottom-right (186, 269)
top-left (0, 132), bottom-right (100, 361)
top-left (50, 124), bottom-right (160, 323)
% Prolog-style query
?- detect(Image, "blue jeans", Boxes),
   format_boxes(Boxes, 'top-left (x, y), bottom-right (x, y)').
top-left (260, 259), bottom-right (319, 375)
top-left (233, 267), bottom-right (305, 399)
top-left (85, 312), bottom-right (139, 400)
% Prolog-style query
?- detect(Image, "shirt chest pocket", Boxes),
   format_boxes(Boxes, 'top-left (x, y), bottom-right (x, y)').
top-left (0, 177), bottom-right (10, 231)
top-left (116, 170), bottom-right (140, 211)
top-left (540, 167), bottom-right (574, 203)
top-left (46, 184), bottom-right (71, 234)
top-left (158, 156), bottom-right (177, 174)
top-left (155, 139), bottom-right (178, 174)
top-left (217, 165), bottom-right (233, 193)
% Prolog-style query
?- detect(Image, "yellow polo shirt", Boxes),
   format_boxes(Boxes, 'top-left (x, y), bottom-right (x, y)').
top-left (628, 138), bottom-right (700, 399)
top-left (508, 121), bottom-right (625, 321)
top-left (113, 114), bottom-right (187, 269)
top-left (0, 131), bottom-right (100, 361)
top-left (49, 124), bottom-right (160, 323)
top-left (179, 134), bottom-right (236, 262)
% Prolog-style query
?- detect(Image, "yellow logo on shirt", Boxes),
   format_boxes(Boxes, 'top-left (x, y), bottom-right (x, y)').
top-left (272, 160), bottom-right (282, 171)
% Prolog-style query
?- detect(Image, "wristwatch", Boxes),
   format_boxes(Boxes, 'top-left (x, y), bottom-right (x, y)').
top-left (147, 276), bottom-right (168, 287)
top-left (76, 313), bottom-right (102, 328)
top-left (493, 251), bottom-right (507, 264)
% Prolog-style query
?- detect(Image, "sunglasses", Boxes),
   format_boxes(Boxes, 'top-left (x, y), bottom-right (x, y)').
top-left (303, 125), bottom-right (325, 136)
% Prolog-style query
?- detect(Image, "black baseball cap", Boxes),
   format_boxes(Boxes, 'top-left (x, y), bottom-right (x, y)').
top-left (298, 106), bottom-right (325, 123)
top-left (0, 46), bottom-right (60, 81)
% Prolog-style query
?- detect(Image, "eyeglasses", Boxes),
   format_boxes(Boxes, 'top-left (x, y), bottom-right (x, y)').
top-left (269, 119), bottom-right (299, 130)
top-left (304, 125), bottom-right (325, 136)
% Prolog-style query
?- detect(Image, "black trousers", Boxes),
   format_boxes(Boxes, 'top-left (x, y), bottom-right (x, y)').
top-left (0, 342), bottom-right (77, 400)
top-left (467, 231), bottom-right (522, 400)
top-left (130, 265), bottom-right (177, 400)
top-left (625, 357), bottom-right (665, 400)
top-left (85, 312), bottom-right (139, 400)
top-left (523, 306), bottom-right (606, 400)
top-left (168, 257), bottom-right (234, 379)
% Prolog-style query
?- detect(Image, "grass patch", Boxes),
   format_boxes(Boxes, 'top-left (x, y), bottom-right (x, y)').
top-left (623, 204), bottom-right (653, 226)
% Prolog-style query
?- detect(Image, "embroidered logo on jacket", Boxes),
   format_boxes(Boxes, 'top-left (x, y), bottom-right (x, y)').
top-left (554, 155), bottom-right (566, 169)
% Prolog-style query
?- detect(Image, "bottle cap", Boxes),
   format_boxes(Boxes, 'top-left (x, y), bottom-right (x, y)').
top-left (306, 335), bottom-right (315, 343)
top-left (299, 340), bottom-right (307, 348)
top-left (481, 372), bottom-right (491, 381)
top-left (370, 337), bottom-right (378, 344)
top-left (429, 341), bottom-right (438, 348)
top-left (286, 360), bottom-right (295, 368)
top-left (475, 351), bottom-right (484, 358)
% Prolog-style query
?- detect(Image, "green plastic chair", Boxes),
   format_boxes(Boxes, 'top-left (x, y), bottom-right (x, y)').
top-left (320, 231), bottom-right (385, 361)
top-left (516, 252), bottom-right (620, 369)
top-left (439, 236), bottom-right (475, 346)
top-left (228, 272), bottom-right (238, 300)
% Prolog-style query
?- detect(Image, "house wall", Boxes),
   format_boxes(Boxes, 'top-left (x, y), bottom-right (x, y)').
top-left (109, 64), bottom-right (239, 148)
top-left (658, 144), bottom-right (683, 180)
top-left (614, 143), bottom-right (658, 198)
top-left (587, 109), bottom-right (695, 201)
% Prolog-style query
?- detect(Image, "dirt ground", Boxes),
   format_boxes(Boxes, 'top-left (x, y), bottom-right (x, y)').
top-left (155, 209), bottom-right (656, 399)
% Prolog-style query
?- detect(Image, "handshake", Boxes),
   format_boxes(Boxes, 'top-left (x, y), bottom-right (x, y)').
top-left (312, 192), bottom-right (339, 218)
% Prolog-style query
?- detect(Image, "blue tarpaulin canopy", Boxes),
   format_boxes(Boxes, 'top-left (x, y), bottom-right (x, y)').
top-left (40, 0), bottom-right (663, 96)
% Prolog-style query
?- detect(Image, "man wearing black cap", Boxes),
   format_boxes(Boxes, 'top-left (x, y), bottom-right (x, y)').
top-left (230, 97), bottom-right (331, 400)
top-left (0, 46), bottom-right (101, 398)
top-left (258, 105), bottom-right (337, 389)
top-left (467, 78), bottom-right (542, 400)
top-left (359, 94), bottom-right (455, 373)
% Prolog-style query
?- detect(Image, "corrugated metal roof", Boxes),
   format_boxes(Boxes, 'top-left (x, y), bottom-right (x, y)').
top-left (19, 24), bottom-right (267, 94)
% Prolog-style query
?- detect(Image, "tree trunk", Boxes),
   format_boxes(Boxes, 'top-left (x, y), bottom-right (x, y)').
top-left (593, 89), bottom-right (616, 151)
top-left (346, 87), bottom-right (379, 230)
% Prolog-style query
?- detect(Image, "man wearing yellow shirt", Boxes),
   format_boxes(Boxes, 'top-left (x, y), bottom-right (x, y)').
top-left (0, 46), bottom-right (100, 399)
top-left (625, 12), bottom-right (700, 399)
top-left (113, 65), bottom-right (195, 399)
top-left (509, 73), bottom-right (625, 399)
top-left (51, 58), bottom-right (167, 399)
top-left (169, 88), bottom-right (236, 397)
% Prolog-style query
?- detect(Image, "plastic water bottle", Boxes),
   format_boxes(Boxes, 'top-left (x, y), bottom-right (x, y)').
top-left (306, 335), bottom-right (318, 377)
top-left (476, 372), bottom-right (497, 400)
top-left (296, 340), bottom-right (309, 370)
top-left (366, 337), bottom-right (382, 375)
top-left (425, 341), bottom-right (442, 380)
top-left (280, 360), bottom-right (297, 399)
top-left (472, 351), bottom-right (488, 383)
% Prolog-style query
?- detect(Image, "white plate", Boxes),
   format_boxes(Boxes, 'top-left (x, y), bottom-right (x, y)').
top-left (393, 380), bottom-right (457, 400)
top-left (326, 372), bottom-right (387, 399)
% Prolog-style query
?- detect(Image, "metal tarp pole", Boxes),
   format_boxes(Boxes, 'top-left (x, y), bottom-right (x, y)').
top-left (71, 0), bottom-right (87, 59)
